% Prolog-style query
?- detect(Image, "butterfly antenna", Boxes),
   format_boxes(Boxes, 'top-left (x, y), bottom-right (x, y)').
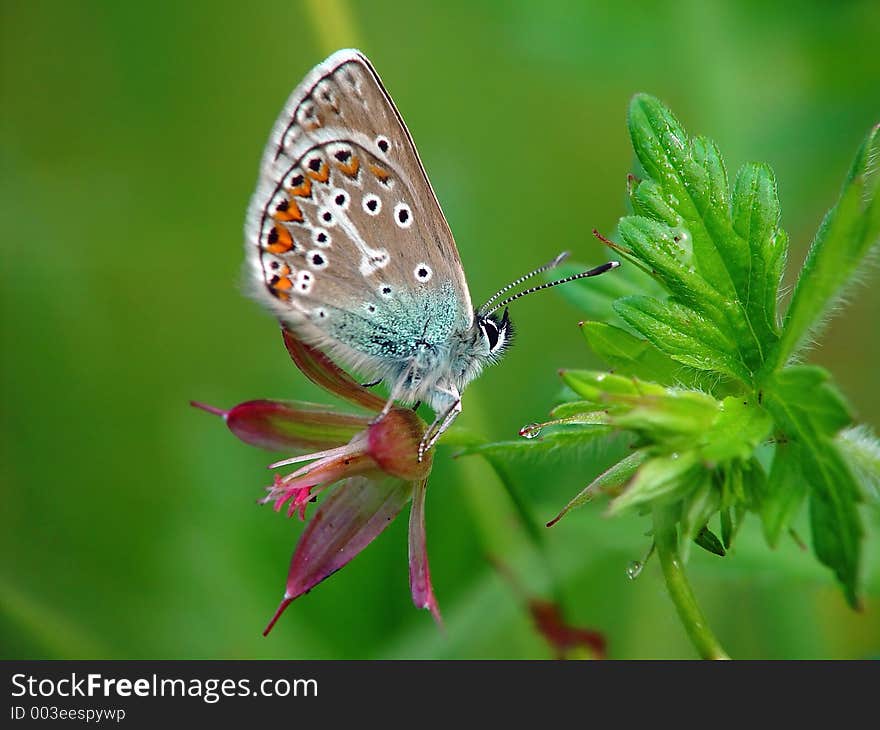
top-left (482, 261), bottom-right (620, 317)
top-left (478, 252), bottom-right (569, 315)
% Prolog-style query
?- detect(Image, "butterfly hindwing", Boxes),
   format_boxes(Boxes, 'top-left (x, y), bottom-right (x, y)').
top-left (245, 50), bottom-right (473, 378)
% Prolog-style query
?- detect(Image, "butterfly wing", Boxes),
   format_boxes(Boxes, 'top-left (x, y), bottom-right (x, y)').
top-left (245, 49), bottom-right (474, 380)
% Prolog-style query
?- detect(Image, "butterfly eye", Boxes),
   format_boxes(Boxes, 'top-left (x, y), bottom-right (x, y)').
top-left (482, 320), bottom-right (500, 351)
top-left (363, 194), bottom-right (382, 215)
top-left (394, 202), bottom-right (413, 229)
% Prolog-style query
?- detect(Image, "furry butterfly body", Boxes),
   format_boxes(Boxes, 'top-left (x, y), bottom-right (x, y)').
top-left (245, 49), bottom-right (617, 455)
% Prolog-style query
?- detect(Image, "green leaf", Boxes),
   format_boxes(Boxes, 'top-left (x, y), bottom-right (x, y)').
top-left (694, 526), bottom-right (726, 557)
top-left (699, 397), bottom-right (773, 464)
top-left (720, 507), bottom-right (734, 549)
top-left (628, 94), bottom-right (744, 298)
top-left (770, 123), bottom-right (880, 371)
top-left (614, 295), bottom-right (752, 382)
top-left (549, 400), bottom-right (605, 418)
top-left (732, 162), bottom-right (787, 347)
top-left (608, 450), bottom-right (703, 515)
top-left (765, 366), bottom-right (852, 435)
top-left (458, 427), bottom-right (612, 460)
top-left (764, 366), bottom-right (862, 607)
top-left (680, 475), bottom-right (721, 539)
top-left (580, 320), bottom-right (704, 387)
top-left (614, 389), bottom-right (720, 444)
top-left (559, 369), bottom-right (665, 404)
top-left (616, 216), bottom-right (730, 324)
top-left (808, 445), bottom-right (863, 608)
top-left (760, 440), bottom-right (809, 547)
top-left (546, 451), bottom-right (647, 527)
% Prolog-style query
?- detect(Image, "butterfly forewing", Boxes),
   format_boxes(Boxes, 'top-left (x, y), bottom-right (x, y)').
top-left (245, 50), bottom-right (473, 376)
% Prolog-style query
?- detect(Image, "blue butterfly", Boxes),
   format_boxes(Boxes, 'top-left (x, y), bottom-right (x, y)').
top-left (245, 49), bottom-right (618, 458)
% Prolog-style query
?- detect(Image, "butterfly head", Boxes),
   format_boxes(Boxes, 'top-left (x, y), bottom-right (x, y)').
top-left (476, 307), bottom-right (513, 361)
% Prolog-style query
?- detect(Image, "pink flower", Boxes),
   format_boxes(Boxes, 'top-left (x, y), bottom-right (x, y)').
top-left (193, 329), bottom-right (440, 635)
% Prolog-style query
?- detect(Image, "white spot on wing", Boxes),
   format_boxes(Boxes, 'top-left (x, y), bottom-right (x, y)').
top-left (394, 202), bottom-right (413, 228)
top-left (362, 193), bottom-right (382, 216)
top-left (295, 270), bottom-right (314, 294)
top-left (307, 250), bottom-right (329, 270)
top-left (414, 263), bottom-right (433, 283)
top-left (330, 188), bottom-right (350, 211)
top-left (317, 207), bottom-right (336, 227)
top-left (312, 228), bottom-right (331, 248)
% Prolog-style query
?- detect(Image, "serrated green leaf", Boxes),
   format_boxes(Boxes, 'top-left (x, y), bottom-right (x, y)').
top-left (547, 451), bottom-right (647, 527)
top-left (760, 440), bottom-right (809, 547)
top-left (630, 178), bottom-right (680, 225)
top-left (608, 450), bottom-right (702, 515)
top-left (617, 216), bottom-right (729, 324)
top-left (836, 425), bottom-right (880, 504)
top-left (732, 162), bottom-right (786, 347)
top-left (628, 94), bottom-right (742, 299)
top-left (694, 526), bottom-right (726, 557)
top-left (615, 295), bottom-right (752, 382)
top-left (770, 123), bottom-right (880, 371)
top-left (580, 320), bottom-right (704, 387)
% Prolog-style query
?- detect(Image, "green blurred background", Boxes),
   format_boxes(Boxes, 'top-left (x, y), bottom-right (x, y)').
top-left (2, 0), bottom-right (879, 659)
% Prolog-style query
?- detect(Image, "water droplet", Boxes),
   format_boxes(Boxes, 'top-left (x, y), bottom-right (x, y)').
top-left (520, 423), bottom-right (542, 439)
top-left (626, 561), bottom-right (643, 580)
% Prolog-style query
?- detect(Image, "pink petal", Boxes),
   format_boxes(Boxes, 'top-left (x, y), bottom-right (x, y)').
top-left (408, 477), bottom-right (442, 627)
top-left (282, 329), bottom-right (386, 411)
top-left (191, 399), bottom-right (369, 451)
top-left (263, 476), bottom-right (413, 635)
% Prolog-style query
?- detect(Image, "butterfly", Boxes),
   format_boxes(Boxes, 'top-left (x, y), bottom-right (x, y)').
top-left (244, 49), bottom-right (618, 459)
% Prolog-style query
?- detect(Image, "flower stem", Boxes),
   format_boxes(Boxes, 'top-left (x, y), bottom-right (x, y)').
top-left (653, 506), bottom-right (730, 660)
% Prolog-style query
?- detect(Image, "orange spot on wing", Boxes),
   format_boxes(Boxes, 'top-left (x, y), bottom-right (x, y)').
top-left (288, 177), bottom-right (312, 198)
top-left (266, 225), bottom-right (294, 254)
top-left (336, 155), bottom-right (360, 178)
top-left (306, 162), bottom-right (330, 183)
top-left (273, 199), bottom-right (303, 223)
top-left (268, 274), bottom-right (293, 301)
top-left (368, 163), bottom-right (391, 184)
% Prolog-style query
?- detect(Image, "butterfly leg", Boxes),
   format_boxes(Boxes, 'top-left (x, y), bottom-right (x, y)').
top-left (418, 385), bottom-right (462, 462)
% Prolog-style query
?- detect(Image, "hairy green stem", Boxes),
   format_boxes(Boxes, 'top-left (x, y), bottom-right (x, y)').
top-left (653, 506), bottom-right (730, 660)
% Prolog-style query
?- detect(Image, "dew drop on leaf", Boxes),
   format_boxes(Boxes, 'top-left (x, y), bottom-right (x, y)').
top-left (520, 423), bottom-right (542, 439)
top-left (626, 561), bottom-right (644, 580)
